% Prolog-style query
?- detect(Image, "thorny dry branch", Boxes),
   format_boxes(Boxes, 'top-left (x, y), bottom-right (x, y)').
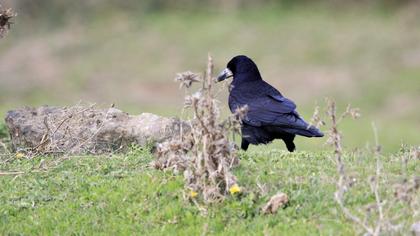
top-left (321, 99), bottom-right (419, 235)
top-left (155, 55), bottom-right (247, 203)
top-left (325, 100), bottom-right (374, 234)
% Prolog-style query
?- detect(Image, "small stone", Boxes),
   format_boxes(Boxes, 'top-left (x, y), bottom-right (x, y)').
top-left (262, 192), bottom-right (289, 214)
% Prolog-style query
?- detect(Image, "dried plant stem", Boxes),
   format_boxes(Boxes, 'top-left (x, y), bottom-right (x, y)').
top-left (156, 55), bottom-right (242, 203)
top-left (324, 99), bottom-right (419, 235)
top-left (371, 122), bottom-right (384, 235)
top-left (328, 100), bottom-right (376, 235)
top-left (206, 54), bottom-right (213, 91)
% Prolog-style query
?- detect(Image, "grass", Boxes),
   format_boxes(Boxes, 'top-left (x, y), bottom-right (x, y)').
top-left (1, 145), bottom-right (418, 235)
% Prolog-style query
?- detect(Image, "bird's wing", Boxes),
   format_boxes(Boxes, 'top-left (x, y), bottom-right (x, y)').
top-left (241, 95), bottom-right (299, 127)
top-left (229, 82), bottom-right (297, 126)
top-left (244, 94), bottom-right (325, 137)
top-left (267, 94), bottom-right (297, 112)
top-left (228, 80), bottom-right (321, 135)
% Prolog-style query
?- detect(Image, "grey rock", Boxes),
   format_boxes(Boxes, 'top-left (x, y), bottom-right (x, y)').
top-left (412, 222), bottom-right (420, 236)
top-left (5, 105), bottom-right (189, 154)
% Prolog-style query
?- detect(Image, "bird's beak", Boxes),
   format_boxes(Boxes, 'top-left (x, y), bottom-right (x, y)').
top-left (216, 68), bottom-right (233, 82)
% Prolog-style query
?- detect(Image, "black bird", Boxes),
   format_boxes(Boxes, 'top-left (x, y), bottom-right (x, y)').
top-left (216, 55), bottom-right (323, 151)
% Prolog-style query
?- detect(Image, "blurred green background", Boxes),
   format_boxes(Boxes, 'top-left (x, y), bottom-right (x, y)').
top-left (0, 0), bottom-right (419, 152)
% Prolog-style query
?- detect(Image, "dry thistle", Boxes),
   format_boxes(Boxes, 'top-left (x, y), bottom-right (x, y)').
top-left (308, 105), bottom-right (325, 129)
top-left (325, 100), bottom-right (360, 148)
top-left (325, 100), bottom-right (382, 235)
top-left (156, 55), bottom-right (243, 203)
top-left (184, 91), bottom-right (201, 108)
top-left (174, 71), bottom-right (201, 89)
top-left (153, 138), bottom-right (192, 174)
top-left (322, 99), bottom-right (419, 235)
top-left (0, 5), bottom-right (16, 38)
top-left (338, 104), bottom-right (361, 123)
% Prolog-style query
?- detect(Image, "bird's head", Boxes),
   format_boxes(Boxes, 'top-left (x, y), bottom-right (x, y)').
top-left (216, 55), bottom-right (262, 82)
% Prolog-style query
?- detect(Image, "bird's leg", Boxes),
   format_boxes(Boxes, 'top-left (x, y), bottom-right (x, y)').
top-left (241, 139), bottom-right (250, 151)
top-left (283, 134), bottom-right (296, 152)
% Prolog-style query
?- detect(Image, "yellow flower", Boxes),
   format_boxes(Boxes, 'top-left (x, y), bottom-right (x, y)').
top-left (15, 152), bottom-right (25, 158)
top-left (229, 184), bottom-right (241, 195)
top-left (189, 190), bottom-right (198, 198)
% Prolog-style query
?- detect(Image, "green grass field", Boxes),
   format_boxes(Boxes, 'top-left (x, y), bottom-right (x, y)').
top-left (1, 3), bottom-right (419, 235)
top-left (0, 145), bottom-right (418, 235)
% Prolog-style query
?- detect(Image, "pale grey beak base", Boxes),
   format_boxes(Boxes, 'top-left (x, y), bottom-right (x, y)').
top-left (216, 68), bottom-right (233, 82)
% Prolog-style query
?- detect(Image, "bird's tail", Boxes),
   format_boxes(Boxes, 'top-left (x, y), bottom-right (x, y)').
top-left (282, 125), bottom-right (324, 137)
top-left (269, 113), bottom-right (325, 138)
top-left (281, 115), bottom-right (324, 137)
top-left (305, 125), bottom-right (324, 137)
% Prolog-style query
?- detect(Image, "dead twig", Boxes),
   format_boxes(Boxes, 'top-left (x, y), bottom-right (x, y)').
top-left (324, 99), bottom-right (418, 235)
top-left (327, 100), bottom-right (375, 235)
top-left (371, 122), bottom-right (384, 235)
